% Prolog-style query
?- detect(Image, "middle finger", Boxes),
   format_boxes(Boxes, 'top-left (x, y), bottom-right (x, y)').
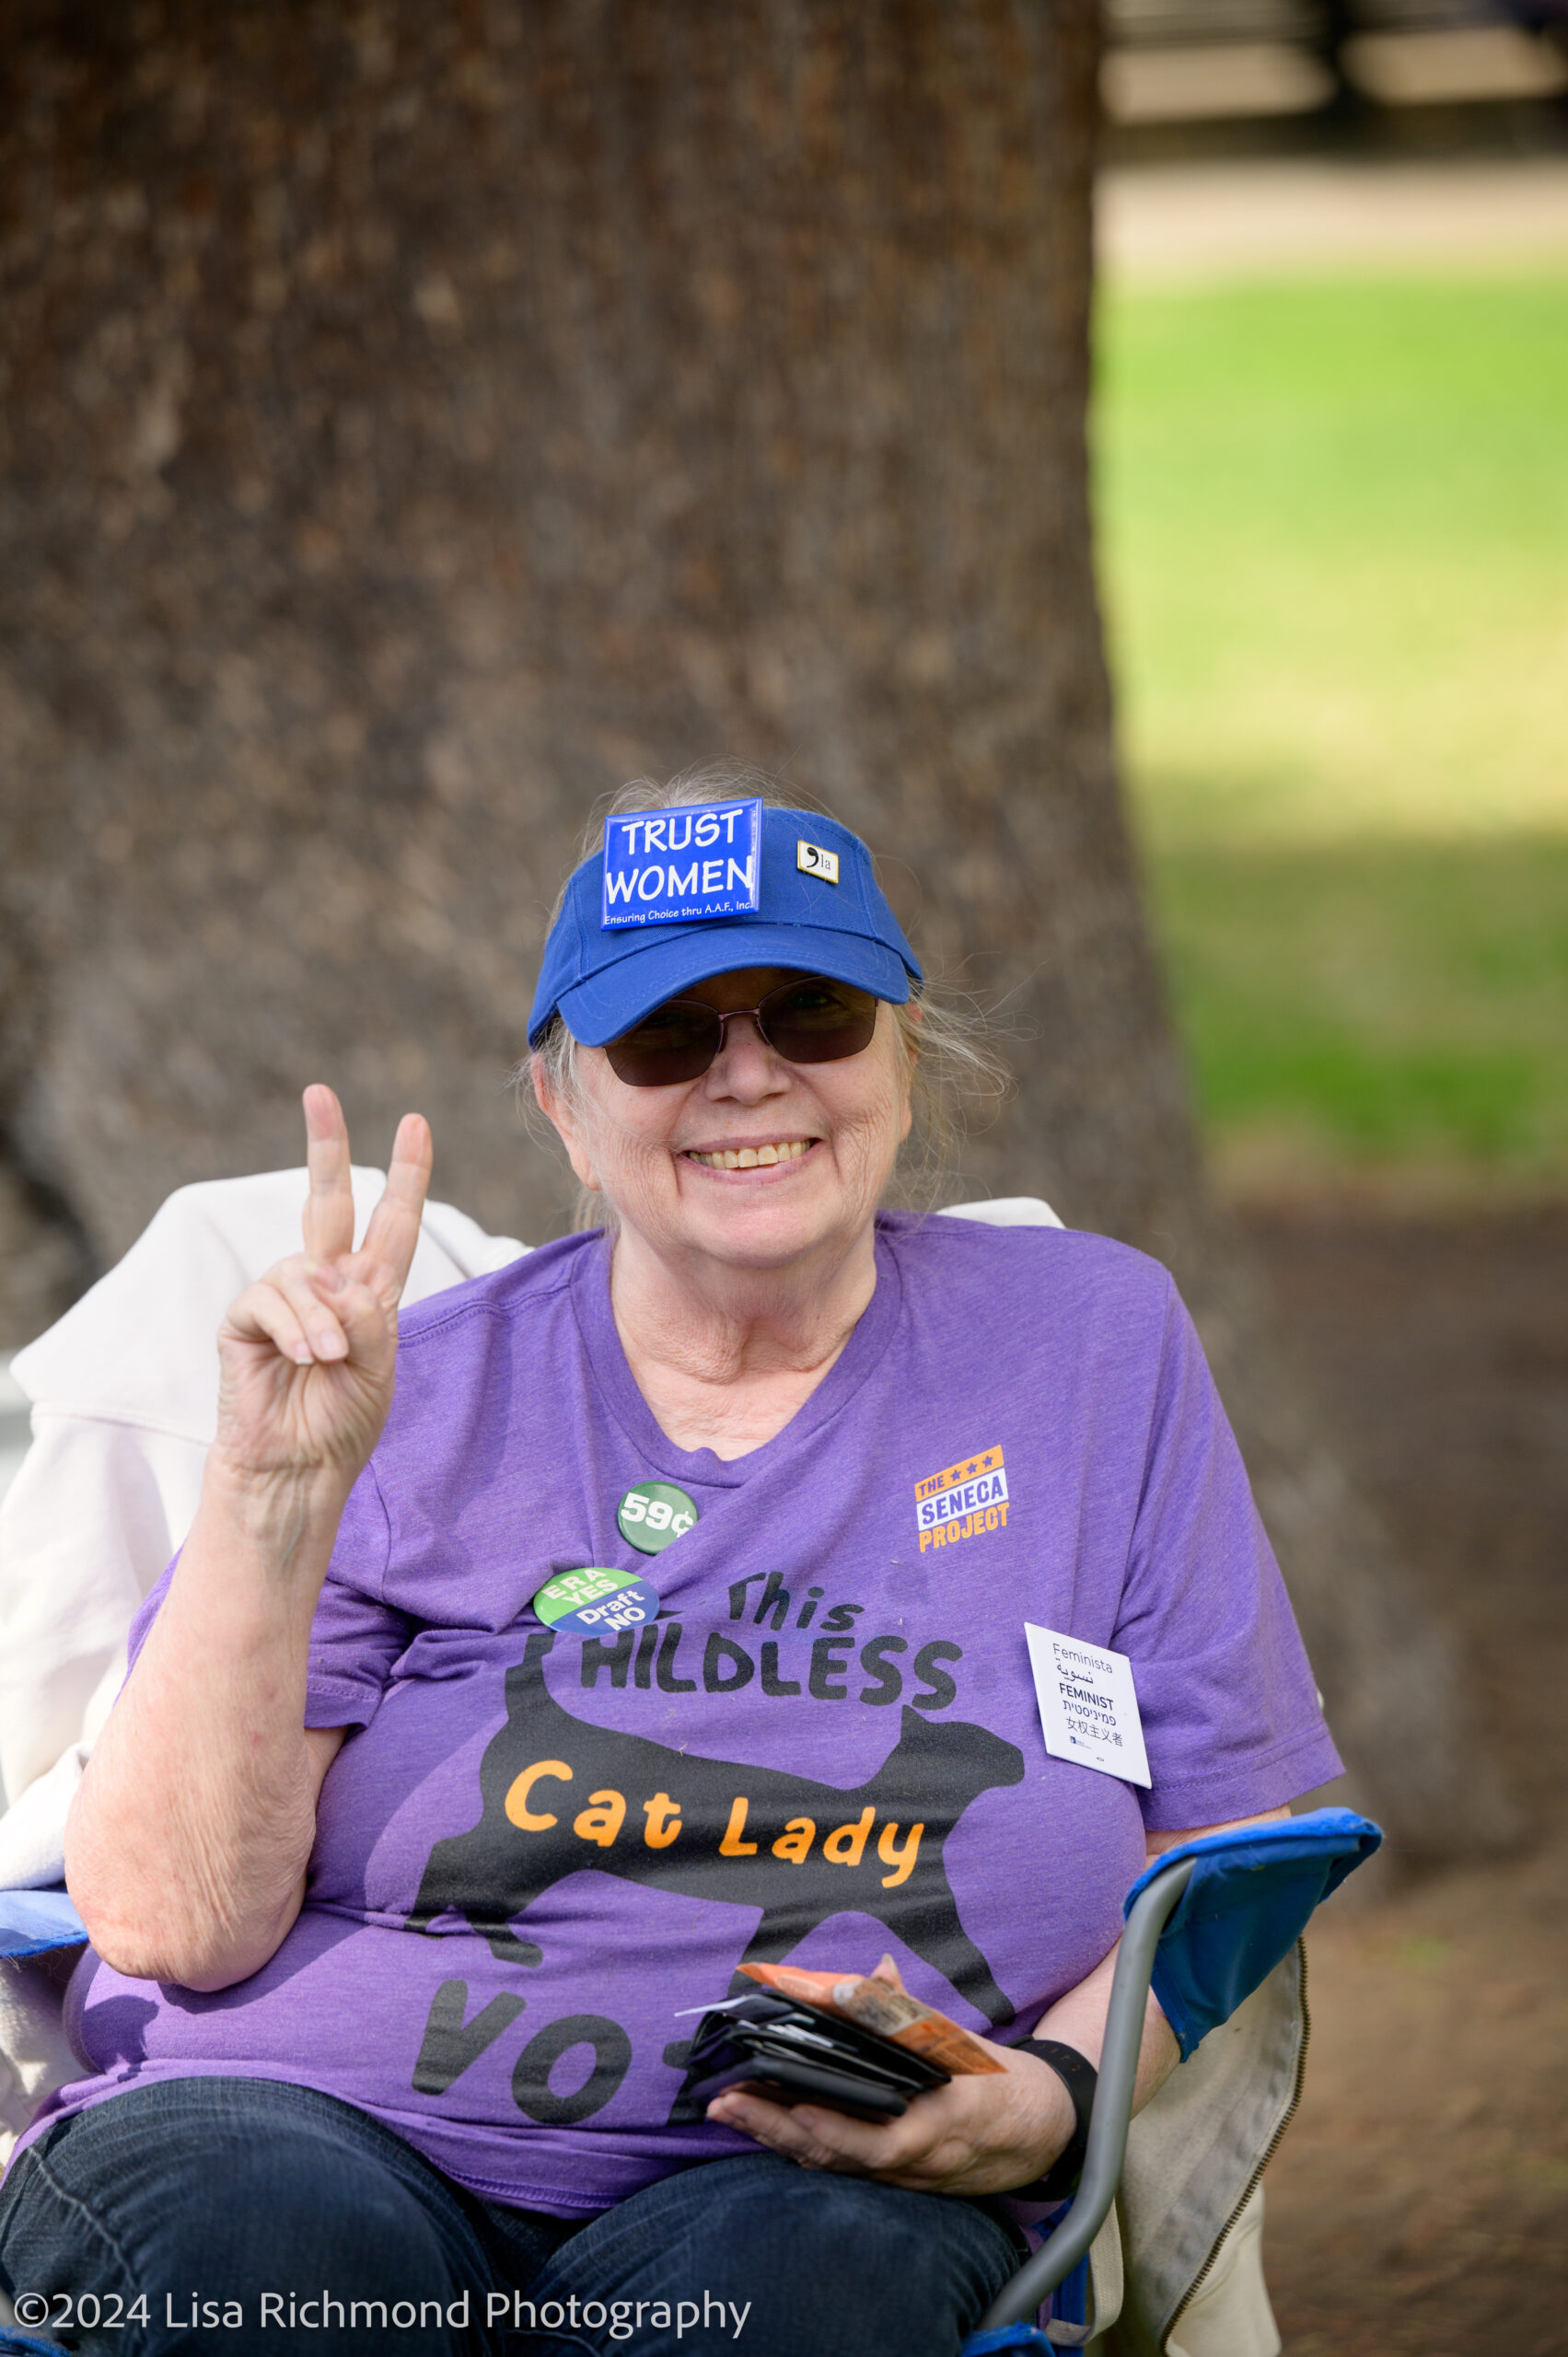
top-left (302, 1084), bottom-right (357, 1262)
top-left (355, 1111), bottom-right (433, 1303)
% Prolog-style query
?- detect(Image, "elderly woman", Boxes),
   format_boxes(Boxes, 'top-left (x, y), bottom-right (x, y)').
top-left (0, 784), bottom-right (1341, 2356)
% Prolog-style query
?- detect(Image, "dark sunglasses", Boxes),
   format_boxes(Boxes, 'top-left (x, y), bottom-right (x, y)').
top-left (604, 975), bottom-right (880, 1088)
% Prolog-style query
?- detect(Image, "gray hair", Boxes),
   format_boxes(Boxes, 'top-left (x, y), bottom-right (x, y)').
top-left (521, 762), bottom-right (1008, 1226)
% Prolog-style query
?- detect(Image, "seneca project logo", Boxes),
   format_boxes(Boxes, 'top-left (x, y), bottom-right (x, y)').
top-left (914, 1446), bottom-right (1009, 1552)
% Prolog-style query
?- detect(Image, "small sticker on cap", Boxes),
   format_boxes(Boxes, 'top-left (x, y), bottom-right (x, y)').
top-left (618, 1480), bottom-right (698, 1554)
top-left (532, 1566), bottom-right (660, 1638)
top-left (796, 840), bottom-right (839, 885)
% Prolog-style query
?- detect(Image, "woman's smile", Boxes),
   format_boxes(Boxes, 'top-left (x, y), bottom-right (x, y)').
top-left (680, 1136), bottom-right (819, 1173)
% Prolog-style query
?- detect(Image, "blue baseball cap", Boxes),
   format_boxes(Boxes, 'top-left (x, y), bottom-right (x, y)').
top-left (528, 802), bottom-right (923, 1048)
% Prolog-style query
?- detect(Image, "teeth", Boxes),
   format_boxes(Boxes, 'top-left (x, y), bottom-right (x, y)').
top-left (688, 1140), bottom-right (811, 1169)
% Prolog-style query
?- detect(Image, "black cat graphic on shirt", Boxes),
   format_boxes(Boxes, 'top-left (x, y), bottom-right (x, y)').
top-left (406, 1628), bottom-right (1025, 2027)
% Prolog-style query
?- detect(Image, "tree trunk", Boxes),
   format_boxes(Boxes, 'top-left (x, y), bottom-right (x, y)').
top-left (0, 0), bottom-right (1512, 1855)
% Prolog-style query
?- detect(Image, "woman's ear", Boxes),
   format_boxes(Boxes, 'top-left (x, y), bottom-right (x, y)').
top-left (893, 1001), bottom-right (918, 1144)
top-left (532, 1053), bottom-right (602, 1194)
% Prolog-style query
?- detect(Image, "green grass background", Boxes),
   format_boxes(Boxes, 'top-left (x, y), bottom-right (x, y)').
top-left (1095, 271), bottom-right (1568, 1193)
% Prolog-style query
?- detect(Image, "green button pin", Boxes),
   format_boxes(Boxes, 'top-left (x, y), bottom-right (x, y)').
top-left (532, 1565), bottom-right (659, 1637)
top-left (617, 1480), bottom-right (698, 1555)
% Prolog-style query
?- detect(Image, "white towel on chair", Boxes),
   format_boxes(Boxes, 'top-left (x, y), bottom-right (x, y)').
top-left (0, 1167), bottom-right (527, 1882)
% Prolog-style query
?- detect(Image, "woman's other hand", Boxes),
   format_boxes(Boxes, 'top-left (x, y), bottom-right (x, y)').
top-left (214, 1086), bottom-right (432, 1492)
top-left (705, 2041), bottom-right (1075, 2201)
top-left (703, 1956), bottom-right (1076, 2199)
top-left (709, 1824), bottom-right (1276, 2196)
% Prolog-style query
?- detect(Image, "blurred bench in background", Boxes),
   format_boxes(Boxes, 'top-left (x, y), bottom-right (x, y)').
top-left (1101, 0), bottom-right (1568, 134)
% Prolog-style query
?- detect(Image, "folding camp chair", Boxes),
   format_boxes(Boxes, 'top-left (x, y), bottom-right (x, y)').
top-left (959, 1809), bottom-right (1379, 2354)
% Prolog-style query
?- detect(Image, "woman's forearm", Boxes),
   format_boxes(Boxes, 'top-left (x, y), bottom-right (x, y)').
top-left (66, 1093), bottom-right (431, 1991)
top-left (65, 1452), bottom-right (350, 1991)
top-left (1030, 1809), bottom-right (1293, 2123)
top-left (1032, 1939), bottom-right (1179, 2119)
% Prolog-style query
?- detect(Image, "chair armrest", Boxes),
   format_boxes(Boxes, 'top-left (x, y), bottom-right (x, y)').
top-left (0, 1887), bottom-right (89, 1961)
top-left (976, 1856), bottom-right (1196, 2329)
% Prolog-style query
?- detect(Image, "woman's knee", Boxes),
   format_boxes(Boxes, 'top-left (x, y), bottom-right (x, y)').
top-left (0, 2080), bottom-right (495, 2354)
top-left (541, 2155), bottom-right (1020, 2354)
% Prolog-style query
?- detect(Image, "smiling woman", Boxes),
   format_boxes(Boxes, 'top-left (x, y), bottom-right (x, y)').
top-left (536, 949), bottom-right (915, 1459)
top-left (7, 772), bottom-right (1338, 2357)
top-left (523, 775), bottom-right (935, 1459)
top-left (528, 770), bottom-right (1005, 1230)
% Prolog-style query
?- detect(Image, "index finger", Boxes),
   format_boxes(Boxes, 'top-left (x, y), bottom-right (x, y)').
top-left (354, 1112), bottom-right (434, 1303)
top-left (301, 1084), bottom-right (356, 1260)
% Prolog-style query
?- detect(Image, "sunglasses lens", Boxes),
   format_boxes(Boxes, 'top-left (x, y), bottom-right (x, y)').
top-left (758, 978), bottom-right (878, 1063)
top-left (604, 977), bottom-right (880, 1086)
top-left (604, 1002), bottom-right (723, 1087)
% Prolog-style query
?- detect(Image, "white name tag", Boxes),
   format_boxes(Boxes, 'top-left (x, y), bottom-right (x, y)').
top-left (1025, 1624), bottom-right (1151, 1788)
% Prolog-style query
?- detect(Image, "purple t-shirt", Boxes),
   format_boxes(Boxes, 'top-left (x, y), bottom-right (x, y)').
top-left (41, 1214), bottom-right (1340, 2214)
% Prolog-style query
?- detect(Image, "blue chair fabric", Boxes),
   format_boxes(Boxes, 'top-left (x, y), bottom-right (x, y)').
top-left (0, 1887), bottom-right (87, 1961)
top-left (960, 2329), bottom-right (1057, 2354)
top-left (1124, 1807), bottom-right (1382, 2060)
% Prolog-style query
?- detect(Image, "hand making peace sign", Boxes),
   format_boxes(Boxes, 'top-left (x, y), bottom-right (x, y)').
top-left (213, 1086), bottom-right (434, 1490)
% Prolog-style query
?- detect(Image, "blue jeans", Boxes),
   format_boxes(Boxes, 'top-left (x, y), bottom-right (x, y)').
top-left (0, 2079), bottom-right (1023, 2356)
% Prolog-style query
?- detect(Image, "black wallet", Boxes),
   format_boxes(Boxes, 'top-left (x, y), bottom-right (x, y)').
top-left (685, 1991), bottom-right (952, 2122)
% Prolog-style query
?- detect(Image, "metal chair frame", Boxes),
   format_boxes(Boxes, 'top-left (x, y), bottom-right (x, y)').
top-left (978, 1853), bottom-right (1197, 2333)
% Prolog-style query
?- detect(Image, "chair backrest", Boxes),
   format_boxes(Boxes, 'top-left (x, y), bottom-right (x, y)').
top-left (0, 1168), bottom-right (527, 1877)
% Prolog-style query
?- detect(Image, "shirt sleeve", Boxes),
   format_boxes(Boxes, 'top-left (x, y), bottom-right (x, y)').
top-left (1112, 1276), bottom-right (1343, 1831)
top-left (123, 1460), bottom-right (410, 1734)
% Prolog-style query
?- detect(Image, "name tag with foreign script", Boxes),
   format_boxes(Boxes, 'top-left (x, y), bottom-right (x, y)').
top-left (1025, 1623), bottom-right (1152, 1788)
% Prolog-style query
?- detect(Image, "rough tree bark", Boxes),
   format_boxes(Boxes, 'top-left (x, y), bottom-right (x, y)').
top-left (0, 0), bottom-right (1512, 1854)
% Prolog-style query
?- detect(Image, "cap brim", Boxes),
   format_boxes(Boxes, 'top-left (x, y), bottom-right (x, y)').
top-left (556, 923), bottom-right (913, 1047)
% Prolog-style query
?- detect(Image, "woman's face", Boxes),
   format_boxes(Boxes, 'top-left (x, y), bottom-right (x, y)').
top-left (536, 968), bottom-right (913, 1275)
